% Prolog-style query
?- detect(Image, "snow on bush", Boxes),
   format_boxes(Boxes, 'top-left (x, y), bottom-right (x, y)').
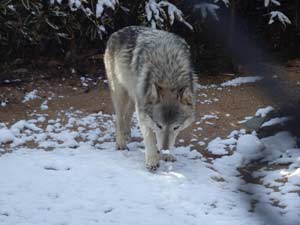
top-left (263, 0), bottom-right (292, 27)
top-left (193, 0), bottom-right (232, 20)
top-left (192, 0), bottom-right (291, 27)
top-left (2, 0), bottom-right (292, 57)
top-left (214, 0), bottom-right (230, 7)
top-left (264, 0), bottom-right (281, 7)
top-left (95, 0), bottom-right (118, 18)
top-left (50, 0), bottom-right (118, 16)
top-left (193, 3), bottom-right (220, 20)
top-left (145, 0), bottom-right (192, 30)
top-left (268, 11), bottom-right (291, 27)
top-left (47, 0), bottom-right (118, 38)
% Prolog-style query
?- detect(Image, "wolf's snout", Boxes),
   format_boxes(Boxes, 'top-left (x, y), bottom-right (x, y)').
top-left (162, 144), bottom-right (169, 151)
top-left (162, 130), bottom-right (170, 150)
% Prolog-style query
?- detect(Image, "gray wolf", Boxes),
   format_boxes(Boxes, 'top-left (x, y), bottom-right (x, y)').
top-left (104, 26), bottom-right (196, 171)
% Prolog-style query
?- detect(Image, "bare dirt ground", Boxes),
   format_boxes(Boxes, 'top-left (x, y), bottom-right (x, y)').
top-left (1, 61), bottom-right (300, 157)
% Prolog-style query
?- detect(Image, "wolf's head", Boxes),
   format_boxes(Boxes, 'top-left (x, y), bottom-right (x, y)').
top-left (141, 83), bottom-right (196, 150)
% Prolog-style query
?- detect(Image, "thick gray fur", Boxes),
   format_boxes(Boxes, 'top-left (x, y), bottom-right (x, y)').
top-left (104, 26), bottom-right (196, 171)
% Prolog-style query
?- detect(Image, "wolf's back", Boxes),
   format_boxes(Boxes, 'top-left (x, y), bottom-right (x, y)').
top-left (105, 26), bottom-right (194, 95)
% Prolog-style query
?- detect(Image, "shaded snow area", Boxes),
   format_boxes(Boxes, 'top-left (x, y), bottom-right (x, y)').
top-left (0, 108), bottom-right (300, 225)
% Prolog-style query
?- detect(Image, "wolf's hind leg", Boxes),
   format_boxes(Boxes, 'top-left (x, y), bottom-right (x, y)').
top-left (119, 96), bottom-right (134, 149)
top-left (104, 51), bottom-right (133, 150)
top-left (112, 83), bottom-right (133, 150)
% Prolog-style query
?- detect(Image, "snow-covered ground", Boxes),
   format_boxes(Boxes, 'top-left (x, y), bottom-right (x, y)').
top-left (1, 76), bottom-right (299, 225)
top-left (1, 102), bottom-right (299, 225)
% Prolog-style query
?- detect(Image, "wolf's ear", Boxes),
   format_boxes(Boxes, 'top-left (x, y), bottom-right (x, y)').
top-left (178, 87), bottom-right (193, 106)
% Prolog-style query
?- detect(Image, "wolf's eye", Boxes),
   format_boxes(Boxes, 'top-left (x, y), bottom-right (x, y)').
top-left (156, 123), bottom-right (162, 129)
top-left (173, 126), bottom-right (180, 131)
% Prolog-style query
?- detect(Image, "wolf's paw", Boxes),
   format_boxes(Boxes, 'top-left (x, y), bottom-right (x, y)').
top-left (116, 133), bottom-right (130, 151)
top-left (116, 144), bottom-right (129, 151)
top-left (146, 162), bottom-right (160, 172)
top-left (160, 154), bottom-right (177, 162)
top-left (146, 153), bottom-right (160, 172)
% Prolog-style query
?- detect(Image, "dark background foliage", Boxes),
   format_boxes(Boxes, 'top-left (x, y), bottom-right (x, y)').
top-left (0, 0), bottom-right (299, 75)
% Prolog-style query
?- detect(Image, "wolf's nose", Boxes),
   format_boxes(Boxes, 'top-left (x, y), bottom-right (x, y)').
top-left (162, 139), bottom-right (169, 151)
top-left (161, 145), bottom-right (169, 151)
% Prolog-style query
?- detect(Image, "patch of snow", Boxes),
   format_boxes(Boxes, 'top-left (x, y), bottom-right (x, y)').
top-left (145, 0), bottom-right (193, 30)
top-left (207, 137), bottom-right (236, 155)
top-left (41, 100), bottom-right (49, 110)
top-left (23, 89), bottom-right (39, 102)
top-left (0, 128), bottom-right (15, 144)
top-left (228, 129), bottom-right (246, 138)
top-left (255, 106), bottom-right (274, 117)
top-left (221, 76), bottom-right (262, 87)
top-left (96, 0), bottom-right (118, 18)
top-left (261, 131), bottom-right (297, 162)
top-left (194, 3), bottom-right (220, 20)
top-left (238, 116), bottom-right (254, 124)
top-left (1, 107), bottom-right (300, 225)
top-left (236, 134), bottom-right (265, 163)
top-left (10, 120), bottom-right (42, 135)
top-left (201, 114), bottom-right (218, 120)
top-left (264, 0), bottom-right (281, 7)
top-left (261, 117), bottom-right (290, 127)
top-left (214, 0), bottom-right (230, 7)
top-left (237, 134), bottom-right (264, 155)
top-left (1, 101), bottom-right (7, 107)
top-left (69, 0), bottom-right (81, 11)
top-left (213, 151), bottom-right (243, 176)
top-left (7, 4), bottom-right (16, 11)
top-left (269, 11), bottom-right (291, 27)
top-left (195, 84), bottom-right (208, 89)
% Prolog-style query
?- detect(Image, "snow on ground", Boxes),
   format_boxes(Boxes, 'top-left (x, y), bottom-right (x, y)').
top-left (207, 136), bottom-right (236, 155)
top-left (196, 76), bottom-right (262, 91)
top-left (238, 105), bottom-right (275, 125)
top-left (261, 116), bottom-right (291, 127)
top-left (40, 100), bottom-right (49, 110)
top-left (221, 76), bottom-right (262, 87)
top-left (1, 102), bottom-right (300, 225)
top-left (1, 100), bottom-right (7, 107)
top-left (255, 106), bottom-right (274, 117)
top-left (212, 130), bottom-right (300, 225)
top-left (22, 89), bottom-right (39, 102)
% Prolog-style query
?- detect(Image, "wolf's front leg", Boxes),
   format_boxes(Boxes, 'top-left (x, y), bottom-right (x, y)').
top-left (140, 125), bottom-right (160, 171)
